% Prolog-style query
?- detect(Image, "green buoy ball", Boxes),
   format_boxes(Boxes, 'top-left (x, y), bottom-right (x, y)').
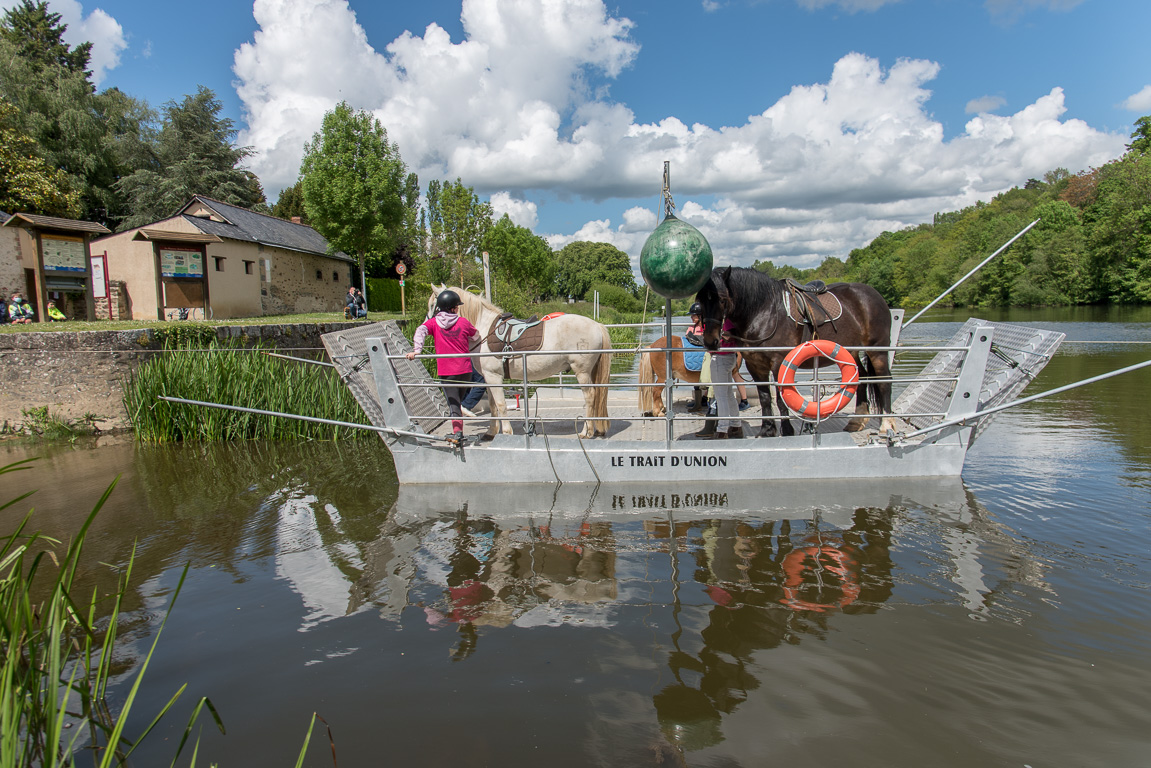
top-left (640, 214), bottom-right (714, 299)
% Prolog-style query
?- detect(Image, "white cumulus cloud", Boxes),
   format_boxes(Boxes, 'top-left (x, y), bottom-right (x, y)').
top-left (966, 95), bottom-right (1007, 114)
top-left (233, 0), bottom-right (1126, 270)
top-left (50, 0), bottom-right (127, 86)
top-left (490, 191), bottom-right (539, 228)
top-left (1122, 85), bottom-right (1151, 112)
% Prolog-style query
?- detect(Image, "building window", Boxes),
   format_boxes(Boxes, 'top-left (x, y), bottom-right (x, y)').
top-left (214, 257), bottom-right (225, 272)
top-left (316, 269), bottom-right (323, 280)
top-left (333, 271), bottom-right (339, 281)
top-left (244, 260), bottom-right (255, 275)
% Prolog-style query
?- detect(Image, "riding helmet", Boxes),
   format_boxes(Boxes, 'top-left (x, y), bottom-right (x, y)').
top-left (436, 290), bottom-right (463, 312)
top-left (689, 302), bottom-right (702, 316)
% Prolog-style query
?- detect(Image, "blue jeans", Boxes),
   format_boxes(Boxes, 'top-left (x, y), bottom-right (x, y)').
top-left (461, 366), bottom-right (486, 409)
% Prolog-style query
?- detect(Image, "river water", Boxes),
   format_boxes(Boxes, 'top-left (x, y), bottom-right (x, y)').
top-left (3, 308), bottom-right (1151, 767)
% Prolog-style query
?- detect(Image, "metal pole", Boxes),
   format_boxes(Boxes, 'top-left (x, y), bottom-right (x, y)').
top-left (664, 297), bottom-right (674, 447)
top-left (904, 218), bottom-right (1040, 327)
top-left (157, 396), bottom-right (455, 442)
top-left (900, 357), bottom-right (1151, 441)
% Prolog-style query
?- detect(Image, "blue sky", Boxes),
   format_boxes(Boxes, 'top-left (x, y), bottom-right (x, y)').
top-left (12, 0), bottom-right (1149, 271)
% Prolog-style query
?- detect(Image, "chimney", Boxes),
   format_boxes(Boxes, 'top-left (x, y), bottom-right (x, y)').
top-left (291, 216), bottom-right (302, 224)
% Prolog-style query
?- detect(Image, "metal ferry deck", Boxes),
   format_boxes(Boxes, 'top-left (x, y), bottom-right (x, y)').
top-left (314, 314), bottom-right (1065, 485)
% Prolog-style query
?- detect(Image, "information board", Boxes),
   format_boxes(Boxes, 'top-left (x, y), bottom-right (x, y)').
top-left (42, 236), bottom-right (86, 272)
top-left (160, 248), bottom-right (204, 278)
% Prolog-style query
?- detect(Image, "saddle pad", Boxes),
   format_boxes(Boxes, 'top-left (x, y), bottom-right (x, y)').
top-left (682, 336), bottom-right (705, 372)
top-left (784, 291), bottom-right (843, 326)
top-left (485, 318), bottom-right (547, 355)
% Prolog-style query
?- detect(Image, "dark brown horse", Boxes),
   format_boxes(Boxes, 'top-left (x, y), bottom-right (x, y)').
top-left (695, 266), bottom-right (895, 438)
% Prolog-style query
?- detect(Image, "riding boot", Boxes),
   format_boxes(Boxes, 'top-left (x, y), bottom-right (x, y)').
top-left (727, 425), bottom-right (745, 439)
top-left (694, 402), bottom-right (717, 438)
top-left (687, 388), bottom-right (704, 412)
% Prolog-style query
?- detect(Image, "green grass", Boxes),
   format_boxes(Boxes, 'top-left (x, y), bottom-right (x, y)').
top-left (124, 339), bottom-right (373, 442)
top-left (0, 311), bottom-right (411, 334)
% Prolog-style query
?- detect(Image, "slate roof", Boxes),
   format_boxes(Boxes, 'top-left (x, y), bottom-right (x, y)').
top-left (178, 196), bottom-right (354, 263)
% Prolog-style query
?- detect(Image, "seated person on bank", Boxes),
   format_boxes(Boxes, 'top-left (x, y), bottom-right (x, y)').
top-left (344, 286), bottom-right (367, 319)
top-left (47, 301), bottom-right (67, 322)
top-left (8, 293), bottom-right (34, 324)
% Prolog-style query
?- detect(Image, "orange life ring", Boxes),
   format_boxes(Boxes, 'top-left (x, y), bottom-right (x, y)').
top-left (777, 340), bottom-right (859, 419)
top-left (779, 544), bottom-right (861, 612)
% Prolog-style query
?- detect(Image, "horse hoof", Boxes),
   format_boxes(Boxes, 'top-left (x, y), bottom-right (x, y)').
top-left (480, 434), bottom-right (495, 442)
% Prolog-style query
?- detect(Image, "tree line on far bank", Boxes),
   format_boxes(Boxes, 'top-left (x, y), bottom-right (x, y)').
top-left (759, 118), bottom-right (1151, 308)
top-left (3, 1), bottom-right (1148, 314)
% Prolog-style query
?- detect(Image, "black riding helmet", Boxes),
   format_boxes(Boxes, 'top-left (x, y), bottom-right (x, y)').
top-left (689, 302), bottom-right (702, 317)
top-left (436, 289), bottom-right (463, 312)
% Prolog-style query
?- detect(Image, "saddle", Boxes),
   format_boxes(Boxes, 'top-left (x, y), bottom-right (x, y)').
top-left (783, 279), bottom-right (842, 331)
top-left (485, 313), bottom-right (547, 378)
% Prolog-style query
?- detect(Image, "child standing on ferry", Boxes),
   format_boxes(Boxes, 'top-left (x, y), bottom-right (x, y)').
top-left (406, 289), bottom-right (479, 444)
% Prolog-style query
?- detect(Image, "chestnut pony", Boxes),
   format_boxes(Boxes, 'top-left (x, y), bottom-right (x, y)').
top-left (694, 266), bottom-right (895, 437)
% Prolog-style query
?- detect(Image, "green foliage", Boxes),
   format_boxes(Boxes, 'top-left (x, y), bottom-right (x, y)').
top-left (124, 339), bottom-right (372, 441)
top-left (483, 214), bottom-right (555, 301)
top-left (116, 86), bottom-right (263, 229)
top-left (0, 1), bottom-right (91, 77)
top-left (0, 97), bottom-right (80, 217)
top-left (425, 178), bottom-right (493, 287)
top-left (300, 102), bottom-right (407, 288)
top-left (556, 241), bottom-right (637, 300)
top-left (589, 281), bottom-right (643, 313)
top-left (1084, 151), bottom-right (1151, 302)
top-left (366, 277), bottom-right (402, 312)
top-left (1, 460), bottom-right (224, 767)
top-left (1129, 116), bottom-right (1151, 156)
top-left (272, 179), bottom-right (309, 224)
top-left (15, 406), bottom-right (101, 440)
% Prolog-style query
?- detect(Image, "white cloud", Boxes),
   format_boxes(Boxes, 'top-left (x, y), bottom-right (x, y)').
top-left (1122, 85), bottom-right (1151, 112)
top-left (51, 0), bottom-right (127, 86)
top-left (966, 95), bottom-right (1006, 114)
top-left (233, 1), bottom-right (1126, 271)
top-left (489, 191), bottom-right (539, 228)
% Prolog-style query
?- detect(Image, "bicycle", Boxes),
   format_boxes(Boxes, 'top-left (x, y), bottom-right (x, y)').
top-left (166, 307), bottom-right (205, 321)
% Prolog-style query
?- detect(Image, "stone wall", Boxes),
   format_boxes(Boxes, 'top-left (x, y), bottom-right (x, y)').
top-left (0, 322), bottom-right (367, 432)
top-left (94, 280), bottom-right (130, 321)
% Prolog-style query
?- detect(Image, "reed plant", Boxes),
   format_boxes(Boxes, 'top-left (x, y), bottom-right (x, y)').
top-left (0, 459), bottom-right (223, 767)
top-left (124, 339), bottom-right (371, 442)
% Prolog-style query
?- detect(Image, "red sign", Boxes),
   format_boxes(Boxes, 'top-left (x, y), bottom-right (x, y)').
top-left (395, 263), bottom-right (407, 275)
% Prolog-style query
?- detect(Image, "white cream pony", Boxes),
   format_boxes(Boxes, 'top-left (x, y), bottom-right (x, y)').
top-left (426, 286), bottom-right (612, 439)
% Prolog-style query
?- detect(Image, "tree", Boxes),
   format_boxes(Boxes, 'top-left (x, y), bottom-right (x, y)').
top-left (555, 241), bottom-right (637, 300)
top-left (299, 102), bottom-right (407, 296)
top-left (0, 1), bottom-right (91, 79)
top-left (0, 11), bottom-right (142, 226)
top-left (0, 97), bottom-right (80, 217)
top-left (271, 180), bottom-right (308, 224)
top-left (116, 86), bottom-right (265, 229)
top-left (426, 178), bottom-right (493, 287)
top-left (1129, 115), bottom-right (1151, 156)
top-left (483, 214), bottom-right (556, 301)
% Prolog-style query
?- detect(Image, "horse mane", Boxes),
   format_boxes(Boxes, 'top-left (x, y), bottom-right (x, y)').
top-left (722, 268), bottom-right (782, 323)
top-left (443, 286), bottom-right (501, 325)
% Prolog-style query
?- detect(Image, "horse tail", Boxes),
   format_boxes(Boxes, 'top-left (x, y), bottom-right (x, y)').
top-left (590, 326), bottom-right (613, 433)
top-left (638, 349), bottom-right (656, 415)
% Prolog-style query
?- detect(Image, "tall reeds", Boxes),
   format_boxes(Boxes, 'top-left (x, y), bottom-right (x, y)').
top-left (124, 340), bottom-right (371, 442)
top-left (0, 460), bottom-right (223, 767)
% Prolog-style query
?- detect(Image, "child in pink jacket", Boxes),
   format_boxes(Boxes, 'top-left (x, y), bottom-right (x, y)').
top-left (406, 290), bottom-right (479, 442)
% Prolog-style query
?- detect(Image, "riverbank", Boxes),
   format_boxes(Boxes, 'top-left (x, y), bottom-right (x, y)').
top-left (0, 321), bottom-right (374, 432)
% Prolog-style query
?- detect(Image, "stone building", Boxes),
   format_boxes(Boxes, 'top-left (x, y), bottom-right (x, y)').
top-left (93, 196), bottom-right (355, 320)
